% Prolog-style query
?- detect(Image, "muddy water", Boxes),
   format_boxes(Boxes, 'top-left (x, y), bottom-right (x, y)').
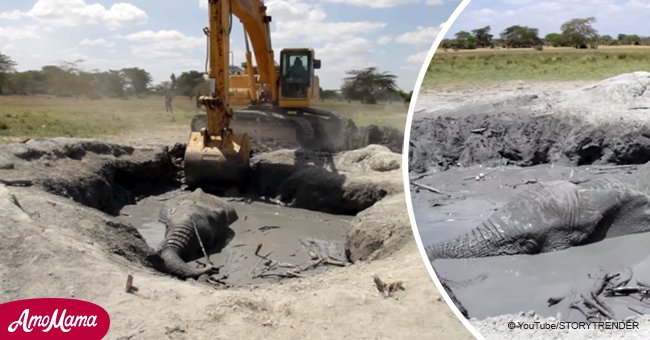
top-left (118, 190), bottom-right (351, 286)
top-left (412, 164), bottom-right (650, 320)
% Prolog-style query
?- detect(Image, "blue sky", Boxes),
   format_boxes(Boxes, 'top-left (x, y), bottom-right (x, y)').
top-left (448, 0), bottom-right (650, 39)
top-left (0, 0), bottom-right (462, 90)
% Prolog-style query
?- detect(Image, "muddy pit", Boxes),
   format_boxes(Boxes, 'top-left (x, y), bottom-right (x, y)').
top-left (0, 137), bottom-right (404, 288)
top-left (118, 191), bottom-right (351, 286)
top-left (410, 73), bottom-right (650, 327)
top-left (1, 136), bottom-right (474, 339)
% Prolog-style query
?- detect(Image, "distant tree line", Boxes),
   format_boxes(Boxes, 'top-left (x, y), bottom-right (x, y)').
top-left (0, 55), bottom-right (209, 99)
top-left (442, 17), bottom-right (650, 50)
top-left (0, 53), bottom-right (407, 104)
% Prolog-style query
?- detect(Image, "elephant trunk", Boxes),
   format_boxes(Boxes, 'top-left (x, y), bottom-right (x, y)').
top-left (159, 247), bottom-right (212, 279)
top-left (158, 221), bottom-right (212, 279)
top-left (426, 220), bottom-right (510, 259)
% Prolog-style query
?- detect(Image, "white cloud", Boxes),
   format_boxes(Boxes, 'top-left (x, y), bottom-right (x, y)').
top-left (406, 50), bottom-right (428, 64)
top-left (319, 37), bottom-right (374, 69)
top-left (0, 26), bottom-right (40, 41)
top-left (119, 30), bottom-right (203, 60)
top-left (0, 0), bottom-right (147, 30)
top-left (267, 0), bottom-right (384, 45)
top-left (323, 0), bottom-right (418, 8)
top-left (198, 0), bottom-right (208, 9)
top-left (377, 35), bottom-right (393, 45)
top-left (426, 0), bottom-right (444, 4)
top-left (79, 38), bottom-right (114, 47)
top-left (264, 0), bottom-right (386, 88)
top-left (395, 24), bottom-right (445, 45)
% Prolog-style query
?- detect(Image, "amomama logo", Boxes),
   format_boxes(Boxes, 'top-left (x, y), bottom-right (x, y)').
top-left (0, 298), bottom-right (110, 339)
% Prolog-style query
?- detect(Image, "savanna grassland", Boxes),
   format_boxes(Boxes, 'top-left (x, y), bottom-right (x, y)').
top-left (423, 46), bottom-right (650, 89)
top-left (0, 95), bottom-right (407, 142)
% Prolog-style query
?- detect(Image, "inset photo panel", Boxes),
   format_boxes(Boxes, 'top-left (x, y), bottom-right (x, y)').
top-left (406, 0), bottom-right (650, 339)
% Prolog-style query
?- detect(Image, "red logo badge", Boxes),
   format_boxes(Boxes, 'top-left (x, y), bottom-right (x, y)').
top-left (0, 298), bottom-right (110, 339)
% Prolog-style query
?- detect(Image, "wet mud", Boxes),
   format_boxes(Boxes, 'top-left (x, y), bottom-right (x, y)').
top-left (118, 190), bottom-right (351, 286)
top-left (414, 164), bottom-right (650, 320)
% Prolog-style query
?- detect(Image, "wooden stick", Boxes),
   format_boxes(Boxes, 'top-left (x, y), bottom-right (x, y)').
top-left (192, 222), bottom-right (213, 266)
top-left (628, 306), bottom-right (644, 315)
top-left (582, 294), bottom-right (614, 320)
top-left (569, 300), bottom-right (591, 320)
top-left (125, 274), bottom-right (137, 293)
top-left (410, 181), bottom-right (448, 196)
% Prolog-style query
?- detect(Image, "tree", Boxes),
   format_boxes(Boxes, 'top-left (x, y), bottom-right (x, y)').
top-left (0, 53), bottom-right (17, 94)
top-left (544, 33), bottom-right (567, 47)
top-left (561, 17), bottom-right (599, 48)
top-left (175, 71), bottom-right (206, 96)
top-left (41, 64), bottom-right (84, 97)
top-left (454, 31), bottom-right (478, 49)
top-left (598, 35), bottom-right (615, 46)
top-left (500, 25), bottom-right (542, 48)
top-left (472, 26), bottom-right (493, 48)
top-left (5, 70), bottom-right (46, 95)
top-left (340, 67), bottom-right (398, 104)
top-left (618, 33), bottom-right (641, 45)
top-left (121, 67), bottom-right (152, 96)
top-left (94, 70), bottom-right (125, 98)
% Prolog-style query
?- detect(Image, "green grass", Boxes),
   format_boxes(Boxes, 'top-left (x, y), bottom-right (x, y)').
top-left (0, 95), bottom-right (198, 140)
top-left (423, 46), bottom-right (650, 89)
top-left (0, 95), bottom-right (406, 140)
top-left (313, 101), bottom-right (408, 131)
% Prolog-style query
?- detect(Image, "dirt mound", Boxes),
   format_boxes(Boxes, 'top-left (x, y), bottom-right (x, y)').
top-left (582, 71), bottom-right (650, 102)
top-left (410, 73), bottom-right (650, 173)
top-left (345, 193), bottom-right (411, 262)
top-left (250, 145), bottom-right (403, 215)
top-left (337, 144), bottom-right (401, 172)
top-left (356, 125), bottom-right (404, 153)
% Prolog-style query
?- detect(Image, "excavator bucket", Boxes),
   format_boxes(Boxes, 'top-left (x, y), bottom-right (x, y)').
top-left (184, 130), bottom-right (250, 187)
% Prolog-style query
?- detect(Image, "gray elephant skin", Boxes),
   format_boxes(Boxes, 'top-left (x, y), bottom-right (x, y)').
top-left (427, 177), bottom-right (650, 259)
top-left (154, 189), bottom-right (238, 278)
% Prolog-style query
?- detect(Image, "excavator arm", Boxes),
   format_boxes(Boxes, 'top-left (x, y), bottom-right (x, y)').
top-left (231, 0), bottom-right (278, 102)
top-left (185, 0), bottom-right (280, 187)
top-left (185, 0), bottom-right (353, 187)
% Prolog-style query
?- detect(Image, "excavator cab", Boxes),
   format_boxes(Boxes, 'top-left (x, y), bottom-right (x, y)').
top-left (279, 49), bottom-right (320, 107)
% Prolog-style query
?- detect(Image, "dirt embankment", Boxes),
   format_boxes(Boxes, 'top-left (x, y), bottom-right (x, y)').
top-left (410, 72), bottom-right (650, 174)
top-left (0, 137), bottom-right (471, 339)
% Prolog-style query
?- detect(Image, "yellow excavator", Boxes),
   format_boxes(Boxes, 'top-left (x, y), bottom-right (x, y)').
top-left (185, 0), bottom-right (355, 186)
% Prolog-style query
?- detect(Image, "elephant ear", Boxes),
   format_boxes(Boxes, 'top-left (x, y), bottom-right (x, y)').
top-left (577, 188), bottom-right (625, 220)
top-left (584, 188), bottom-right (650, 239)
top-left (575, 188), bottom-right (627, 243)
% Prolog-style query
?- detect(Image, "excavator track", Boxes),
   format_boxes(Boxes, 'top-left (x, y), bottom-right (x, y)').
top-left (189, 107), bottom-right (358, 152)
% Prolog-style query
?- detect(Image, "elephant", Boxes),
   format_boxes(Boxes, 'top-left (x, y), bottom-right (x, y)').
top-left (426, 177), bottom-right (650, 259)
top-left (154, 189), bottom-right (238, 278)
